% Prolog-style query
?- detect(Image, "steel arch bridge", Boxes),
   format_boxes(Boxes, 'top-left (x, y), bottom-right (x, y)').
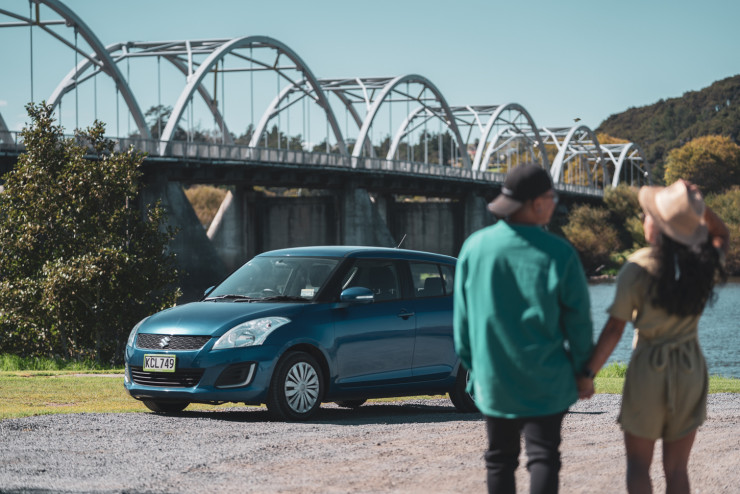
top-left (0, 0), bottom-right (653, 194)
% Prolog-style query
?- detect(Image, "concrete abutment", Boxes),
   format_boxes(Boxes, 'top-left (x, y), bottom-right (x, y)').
top-left (148, 177), bottom-right (494, 301)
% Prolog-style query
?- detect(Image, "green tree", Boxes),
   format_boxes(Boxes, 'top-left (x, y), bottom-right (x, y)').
top-left (0, 103), bottom-right (180, 363)
top-left (663, 135), bottom-right (740, 194)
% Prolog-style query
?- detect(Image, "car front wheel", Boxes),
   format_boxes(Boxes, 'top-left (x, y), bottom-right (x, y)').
top-left (267, 351), bottom-right (324, 421)
top-left (142, 400), bottom-right (189, 413)
top-left (449, 367), bottom-right (478, 413)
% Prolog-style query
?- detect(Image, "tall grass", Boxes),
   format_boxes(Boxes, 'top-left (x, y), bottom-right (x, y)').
top-left (0, 354), bottom-right (121, 372)
top-left (598, 361), bottom-right (628, 378)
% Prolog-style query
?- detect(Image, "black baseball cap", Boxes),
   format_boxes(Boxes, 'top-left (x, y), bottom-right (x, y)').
top-left (487, 164), bottom-right (553, 218)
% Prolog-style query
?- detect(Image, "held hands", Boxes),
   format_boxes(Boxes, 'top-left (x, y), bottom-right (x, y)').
top-left (577, 376), bottom-right (595, 400)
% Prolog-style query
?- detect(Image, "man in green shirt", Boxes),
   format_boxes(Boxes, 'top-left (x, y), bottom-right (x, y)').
top-left (454, 163), bottom-right (594, 494)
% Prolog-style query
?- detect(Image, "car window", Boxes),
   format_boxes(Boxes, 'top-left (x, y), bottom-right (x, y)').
top-left (410, 262), bottom-right (448, 298)
top-left (341, 259), bottom-right (401, 301)
top-left (209, 257), bottom-right (339, 300)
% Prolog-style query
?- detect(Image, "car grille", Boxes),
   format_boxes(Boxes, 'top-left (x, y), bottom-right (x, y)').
top-left (130, 366), bottom-right (205, 387)
top-left (136, 334), bottom-right (211, 350)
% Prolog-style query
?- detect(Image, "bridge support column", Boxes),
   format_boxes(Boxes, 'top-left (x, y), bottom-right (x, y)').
top-left (341, 183), bottom-right (395, 247)
top-left (207, 186), bottom-right (255, 272)
top-left (141, 172), bottom-right (228, 302)
top-left (463, 193), bottom-right (494, 240)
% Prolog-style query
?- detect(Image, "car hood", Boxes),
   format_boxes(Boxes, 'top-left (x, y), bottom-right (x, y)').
top-left (138, 301), bottom-right (309, 337)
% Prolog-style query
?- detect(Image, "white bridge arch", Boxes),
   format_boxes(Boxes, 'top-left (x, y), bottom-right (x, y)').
top-left (0, 0), bottom-right (653, 190)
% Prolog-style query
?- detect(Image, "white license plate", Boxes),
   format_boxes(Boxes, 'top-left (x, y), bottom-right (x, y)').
top-left (143, 354), bottom-right (176, 373)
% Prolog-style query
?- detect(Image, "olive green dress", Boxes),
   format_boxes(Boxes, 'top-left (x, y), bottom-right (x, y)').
top-left (608, 248), bottom-right (708, 441)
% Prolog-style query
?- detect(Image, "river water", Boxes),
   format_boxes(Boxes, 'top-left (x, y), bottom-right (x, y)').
top-left (589, 280), bottom-right (739, 378)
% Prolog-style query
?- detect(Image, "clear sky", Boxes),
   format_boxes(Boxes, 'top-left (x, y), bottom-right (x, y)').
top-left (2, 0), bottom-right (739, 136)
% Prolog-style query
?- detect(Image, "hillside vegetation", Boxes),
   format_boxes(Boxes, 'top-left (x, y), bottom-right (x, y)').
top-left (561, 75), bottom-right (740, 276)
top-left (597, 75), bottom-right (740, 180)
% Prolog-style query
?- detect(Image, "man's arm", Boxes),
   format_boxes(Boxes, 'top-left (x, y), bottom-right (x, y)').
top-left (559, 252), bottom-right (594, 374)
top-left (453, 257), bottom-right (472, 370)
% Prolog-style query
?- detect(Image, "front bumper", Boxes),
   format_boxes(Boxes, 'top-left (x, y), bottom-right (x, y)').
top-left (123, 344), bottom-right (280, 405)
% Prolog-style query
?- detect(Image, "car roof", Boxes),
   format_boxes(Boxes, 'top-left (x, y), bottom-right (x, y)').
top-left (256, 245), bottom-right (456, 264)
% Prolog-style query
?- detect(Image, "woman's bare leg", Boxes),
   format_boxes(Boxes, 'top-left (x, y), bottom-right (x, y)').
top-left (624, 432), bottom-right (656, 494)
top-left (662, 430), bottom-right (697, 494)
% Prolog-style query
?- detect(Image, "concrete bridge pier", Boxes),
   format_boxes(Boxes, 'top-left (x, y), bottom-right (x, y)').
top-left (140, 172), bottom-right (229, 301)
top-left (146, 175), bottom-right (494, 302)
top-left (206, 182), bottom-right (397, 273)
top-left (341, 183), bottom-right (396, 247)
top-left (463, 193), bottom-right (494, 239)
top-left (207, 186), bottom-right (251, 272)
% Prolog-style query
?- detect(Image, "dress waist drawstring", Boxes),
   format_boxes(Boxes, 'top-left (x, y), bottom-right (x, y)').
top-left (637, 332), bottom-right (698, 413)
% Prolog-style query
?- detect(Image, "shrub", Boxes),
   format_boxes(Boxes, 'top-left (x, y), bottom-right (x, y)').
top-left (563, 205), bottom-right (621, 274)
top-left (603, 184), bottom-right (645, 250)
top-left (0, 103), bottom-right (180, 364)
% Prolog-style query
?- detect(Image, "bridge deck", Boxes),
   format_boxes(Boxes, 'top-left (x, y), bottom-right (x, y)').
top-left (0, 134), bottom-right (603, 198)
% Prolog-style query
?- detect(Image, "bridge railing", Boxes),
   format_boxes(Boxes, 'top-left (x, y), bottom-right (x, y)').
top-left (1, 131), bottom-right (602, 197)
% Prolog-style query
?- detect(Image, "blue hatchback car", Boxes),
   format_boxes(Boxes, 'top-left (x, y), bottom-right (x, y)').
top-left (124, 245), bottom-right (476, 420)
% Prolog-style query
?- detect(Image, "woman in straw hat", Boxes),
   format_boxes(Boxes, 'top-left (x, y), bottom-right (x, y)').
top-left (578, 179), bottom-right (729, 494)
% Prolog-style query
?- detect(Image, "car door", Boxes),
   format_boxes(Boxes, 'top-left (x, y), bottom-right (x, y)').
top-left (407, 261), bottom-right (457, 378)
top-left (332, 259), bottom-right (416, 386)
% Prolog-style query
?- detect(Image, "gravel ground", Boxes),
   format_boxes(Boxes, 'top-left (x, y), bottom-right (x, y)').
top-left (0, 394), bottom-right (738, 493)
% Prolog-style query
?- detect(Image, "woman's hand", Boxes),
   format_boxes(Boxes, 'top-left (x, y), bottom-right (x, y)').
top-left (704, 205), bottom-right (730, 253)
top-left (682, 179), bottom-right (729, 252)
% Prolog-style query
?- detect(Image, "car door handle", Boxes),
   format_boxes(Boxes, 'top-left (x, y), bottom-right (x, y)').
top-left (397, 311), bottom-right (415, 319)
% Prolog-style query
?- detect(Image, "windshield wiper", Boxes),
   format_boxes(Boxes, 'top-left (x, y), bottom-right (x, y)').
top-left (203, 294), bottom-right (258, 302)
top-left (258, 295), bottom-right (309, 302)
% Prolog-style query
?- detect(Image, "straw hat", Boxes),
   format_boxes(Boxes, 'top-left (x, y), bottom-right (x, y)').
top-left (638, 180), bottom-right (708, 249)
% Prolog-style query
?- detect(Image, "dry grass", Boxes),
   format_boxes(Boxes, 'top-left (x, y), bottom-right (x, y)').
top-left (0, 372), bottom-right (224, 419)
top-left (183, 185), bottom-right (228, 228)
top-left (1, 368), bottom-right (736, 421)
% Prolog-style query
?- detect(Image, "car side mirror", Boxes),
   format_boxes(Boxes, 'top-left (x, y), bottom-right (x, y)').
top-left (340, 287), bottom-right (374, 304)
top-left (203, 286), bottom-right (215, 297)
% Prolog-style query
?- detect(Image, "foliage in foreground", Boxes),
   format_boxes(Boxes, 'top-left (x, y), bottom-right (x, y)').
top-left (0, 103), bottom-right (180, 364)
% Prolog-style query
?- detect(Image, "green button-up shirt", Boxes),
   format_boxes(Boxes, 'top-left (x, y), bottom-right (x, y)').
top-left (454, 221), bottom-right (593, 418)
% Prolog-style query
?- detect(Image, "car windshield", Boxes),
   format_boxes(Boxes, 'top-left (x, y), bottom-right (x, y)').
top-left (206, 256), bottom-right (339, 301)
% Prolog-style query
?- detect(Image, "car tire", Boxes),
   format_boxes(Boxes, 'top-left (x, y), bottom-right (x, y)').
top-left (267, 351), bottom-right (324, 421)
top-left (334, 399), bottom-right (367, 408)
top-left (449, 367), bottom-right (478, 413)
top-left (142, 400), bottom-right (189, 413)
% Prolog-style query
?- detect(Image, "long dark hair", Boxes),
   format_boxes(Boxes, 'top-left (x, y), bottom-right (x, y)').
top-left (650, 235), bottom-right (727, 317)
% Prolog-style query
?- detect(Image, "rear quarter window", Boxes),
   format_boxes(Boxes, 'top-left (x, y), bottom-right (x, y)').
top-left (409, 262), bottom-right (454, 298)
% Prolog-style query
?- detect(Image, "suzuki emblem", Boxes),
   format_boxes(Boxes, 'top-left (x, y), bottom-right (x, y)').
top-left (158, 336), bottom-right (172, 348)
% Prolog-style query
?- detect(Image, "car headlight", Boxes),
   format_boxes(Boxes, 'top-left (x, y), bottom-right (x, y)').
top-left (212, 317), bottom-right (290, 350)
top-left (127, 317), bottom-right (149, 348)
